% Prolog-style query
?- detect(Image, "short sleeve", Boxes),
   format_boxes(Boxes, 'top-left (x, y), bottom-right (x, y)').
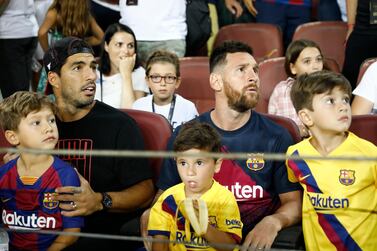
top-left (132, 67), bottom-right (150, 93)
top-left (285, 147), bottom-right (299, 183)
top-left (353, 62), bottom-right (377, 104)
top-left (147, 196), bottom-right (172, 237)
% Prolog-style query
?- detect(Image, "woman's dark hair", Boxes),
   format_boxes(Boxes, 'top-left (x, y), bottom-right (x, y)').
top-left (99, 23), bottom-right (140, 75)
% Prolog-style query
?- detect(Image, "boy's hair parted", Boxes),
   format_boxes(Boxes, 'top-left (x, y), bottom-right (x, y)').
top-left (173, 121), bottom-right (222, 154)
top-left (0, 91), bottom-right (57, 131)
top-left (290, 70), bottom-right (352, 112)
top-left (145, 50), bottom-right (180, 78)
top-left (284, 39), bottom-right (323, 77)
top-left (209, 40), bottom-right (253, 73)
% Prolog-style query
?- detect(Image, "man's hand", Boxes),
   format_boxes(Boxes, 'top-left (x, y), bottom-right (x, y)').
top-left (243, 0), bottom-right (258, 17)
top-left (225, 0), bottom-right (243, 18)
top-left (53, 171), bottom-right (103, 217)
top-left (241, 215), bottom-right (281, 251)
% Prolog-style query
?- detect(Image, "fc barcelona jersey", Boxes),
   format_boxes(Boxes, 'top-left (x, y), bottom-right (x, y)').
top-left (286, 132), bottom-right (377, 251)
top-left (0, 156), bottom-right (84, 251)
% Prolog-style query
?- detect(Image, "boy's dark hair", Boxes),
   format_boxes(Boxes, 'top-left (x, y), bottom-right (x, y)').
top-left (285, 39), bottom-right (323, 77)
top-left (0, 91), bottom-right (57, 131)
top-left (173, 121), bottom-right (221, 154)
top-left (145, 50), bottom-right (180, 77)
top-left (291, 70), bottom-right (352, 112)
top-left (210, 40), bottom-right (253, 73)
top-left (99, 23), bottom-right (141, 75)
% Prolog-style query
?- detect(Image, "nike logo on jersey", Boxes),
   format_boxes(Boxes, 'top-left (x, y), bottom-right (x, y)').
top-left (299, 174), bottom-right (311, 181)
top-left (1, 197), bottom-right (11, 203)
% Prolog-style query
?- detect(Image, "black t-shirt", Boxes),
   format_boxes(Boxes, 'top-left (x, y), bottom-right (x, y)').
top-left (57, 101), bottom-right (152, 234)
top-left (355, 0), bottom-right (377, 35)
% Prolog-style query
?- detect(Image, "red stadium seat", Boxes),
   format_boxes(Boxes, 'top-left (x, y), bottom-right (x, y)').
top-left (263, 113), bottom-right (302, 143)
top-left (122, 109), bottom-right (172, 183)
top-left (178, 57), bottom-right (214, 114)
top-left (292, 21), bottom-right (347, 69)
top-left (213, 23), bottom-right (284, 62)
top-left (356, 57), bottom-right (377, 86)
top-left (349, 114), bottom-right (377, 146)
top-left (256, 57), bottom-right (341, 114)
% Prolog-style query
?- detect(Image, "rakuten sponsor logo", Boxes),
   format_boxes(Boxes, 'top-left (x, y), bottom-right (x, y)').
top-left (2, 210), bottom-right (56, 229)
top-left (224, 182), bottom-right (263, 200)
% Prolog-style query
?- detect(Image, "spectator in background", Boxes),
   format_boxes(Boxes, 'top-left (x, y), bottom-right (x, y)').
top-left (342, 0), bottom-right (377, 89)
top-left (37, 0), bottom-right (104, 94)
top-left (318, 0), bottom-right (342, 21)
top-left (0, 0), bottom-right (38, 98)
top-left (132, 50), bottom-right (198, 130)
top-left (217, 0), bottom-right (310, 48)
top-left (351, 60), bottom-right (377, 114)
top-left (95, 23), bottom-right (149, 109)
top-left (90, 0), bottom-right (120, 32)
top-left (119, 0), bottom-right (186, 64)
top-left (268, 39), bottom-right (324, 137)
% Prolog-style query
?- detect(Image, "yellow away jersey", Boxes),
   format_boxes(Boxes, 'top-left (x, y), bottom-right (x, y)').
top-left (148, 180), bottom-right (242, 251)
top-left (286, 132), bottom-right (377, 251)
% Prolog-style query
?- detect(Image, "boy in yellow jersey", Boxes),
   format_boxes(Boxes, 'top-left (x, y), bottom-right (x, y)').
top-left (287, 71), bottom-right (377, 251)
top-left (147, 121), bottom-right (242, 251)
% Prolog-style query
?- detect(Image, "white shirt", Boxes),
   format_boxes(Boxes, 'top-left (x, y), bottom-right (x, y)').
top-left (95, 67), bottom-right (150, 108)
top-left (353, 61), bottom-right (377, 114)
top-left (0, 0), bottom-right (38, 38)
top-left (132, 94), bottom-right (198, 130)
top-left (119, 0), bottom-right (186, 41)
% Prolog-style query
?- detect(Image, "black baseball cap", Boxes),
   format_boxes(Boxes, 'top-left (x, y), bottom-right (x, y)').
top-left (43, 37), bottom-right (94, 94)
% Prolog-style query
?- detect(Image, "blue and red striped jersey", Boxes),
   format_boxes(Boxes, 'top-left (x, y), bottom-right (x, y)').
top-left (0, 156), bottom-right (83, 251)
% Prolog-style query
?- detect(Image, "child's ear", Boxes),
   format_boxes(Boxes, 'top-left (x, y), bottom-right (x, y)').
top-left (214, 158), bottom-right (223, 173)
top-left (209, 73), bottom-right (222, 92)
top-left (4, 130), bottom-right (19, 146)
top-left (175, 77), bottom-right (181, 89)
top-left (298, 109), bottom-right (314, 128)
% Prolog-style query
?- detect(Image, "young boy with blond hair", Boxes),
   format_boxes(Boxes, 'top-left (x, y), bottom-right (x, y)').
top-left (147, 121), bottom-right (242, 251)
top-left (0, 91), bottom-right (83, 251)
top-left (287, 71), bottom-right (377, 251)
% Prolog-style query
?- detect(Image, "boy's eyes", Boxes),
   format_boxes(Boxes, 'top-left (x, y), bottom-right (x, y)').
top-left (31, 120), bottom-right (40, 126)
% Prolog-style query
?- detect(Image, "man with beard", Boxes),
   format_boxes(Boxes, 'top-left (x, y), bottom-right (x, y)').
top-left (43, 37), bottom-right (154, 250)
top-left (155, 41), bottom-right (302, 250)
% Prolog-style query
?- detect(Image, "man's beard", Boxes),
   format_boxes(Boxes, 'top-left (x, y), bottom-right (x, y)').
top-left (61, 88), bottom-right (94, 109)
top-left (223, 80), bottom-right (259, 113)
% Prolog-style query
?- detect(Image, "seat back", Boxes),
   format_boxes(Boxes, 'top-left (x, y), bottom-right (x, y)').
top-left (356, 57), bottom-right (377, 86)
top-left (263, 113), bottom-right (302, 143)
top-left (122, 109), bottom-right (172, 183)
top-left (256, 57), bottom-right (341, 114)
top-left (178, 57), bottom-right (215, 114)
top-left (292, 21), bottom-right (347, 69)
top-left (213, 23), bottom-right (284, 62)
top-left (349, 115), bottom-right (377, 145)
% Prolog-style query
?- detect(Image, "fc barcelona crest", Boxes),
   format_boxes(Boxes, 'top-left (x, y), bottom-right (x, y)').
top-left (246, 153), bottom-right (265, 171)
top-left (43, 192), bottom-right (59, 209)
top-left (339, 170), bottom-right (355, 186)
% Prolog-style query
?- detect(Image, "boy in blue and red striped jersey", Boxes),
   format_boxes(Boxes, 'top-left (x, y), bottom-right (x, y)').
top-left (0, 91), bottom-right (83, 251)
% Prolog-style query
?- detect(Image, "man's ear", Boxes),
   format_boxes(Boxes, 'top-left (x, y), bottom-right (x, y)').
top-left (214, 158), bottom-right (223, 173)
top-left (209, 73), bottom-right (222, 92)
top-left (47, 71), bottom-right (59, 89)
top-left (4, 130), bottom-right (19, 146)
top-left (298, 109), bottom-right (314, 128)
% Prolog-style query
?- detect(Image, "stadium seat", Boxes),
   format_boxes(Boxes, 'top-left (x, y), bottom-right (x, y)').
top-left (256, 57), bottom-right (340, 114)
top-left (356, 57), bottom-right (377, 86)
top-left (292, 21), bottom-right (348, 69)
top-left (122, 109), bottom-right (172, 183)
top-left (349, 114), bottom-right (377, 146)
top-left (213, 23), bottom-right (284, 62)
top-left (263, 113), bottom-right (302, 143)
top-left (178, 56), bottom-right (214, 114)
